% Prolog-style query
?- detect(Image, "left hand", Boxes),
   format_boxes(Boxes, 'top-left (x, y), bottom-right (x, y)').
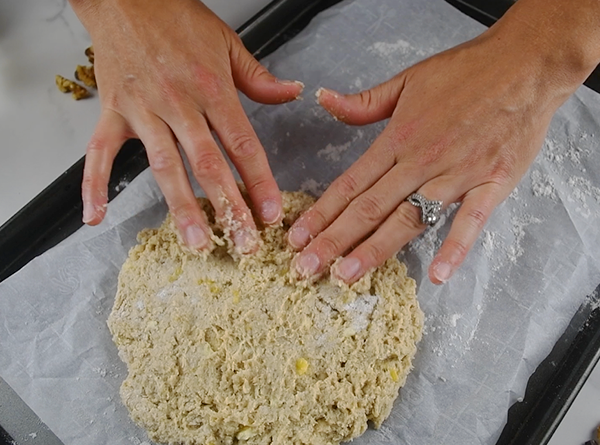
top-left (287, 14), bottom-right (591, 284)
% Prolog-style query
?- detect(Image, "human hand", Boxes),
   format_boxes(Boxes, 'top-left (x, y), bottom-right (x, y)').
top-left (71, 0), bottom-right (303, 253)
top-left (288, 8), bottom-right (595, 284)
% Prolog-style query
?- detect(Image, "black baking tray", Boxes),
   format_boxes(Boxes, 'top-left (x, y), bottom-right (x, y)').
top-left (1, 0), bottom-right (599, 444)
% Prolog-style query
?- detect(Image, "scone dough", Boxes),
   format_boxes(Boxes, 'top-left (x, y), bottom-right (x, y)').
top-left (109, 191), bottom-right (423, 445)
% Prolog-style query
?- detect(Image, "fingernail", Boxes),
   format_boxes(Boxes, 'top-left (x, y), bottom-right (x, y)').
top-left (260, 199), bottom-right (281, 225)
top-left (82, 203), bottom-right (95, 223)
top-left (295, 253), bottom-right (320, 277)
top-left (433, 261), bottom-right (452, 283)
top-left (315, 87), bottom-right (338, 101)
top-left (334, 257), bottom-right (361, 282)
top-left (278, 79), bottom-right (305, 90)
top-left (185, 225), bottom-right (208, 250)
top-left (234, 230), bottom-right (251, 250)
top-left (288, 226), bottom-right (310, 249)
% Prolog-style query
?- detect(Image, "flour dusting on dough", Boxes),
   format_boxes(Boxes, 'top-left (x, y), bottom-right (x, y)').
top-left (109, 191), bottom-right (423, 445)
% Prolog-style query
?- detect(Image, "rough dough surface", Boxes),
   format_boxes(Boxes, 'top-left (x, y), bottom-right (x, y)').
top-left (109, 191), bottom-right (423, 445)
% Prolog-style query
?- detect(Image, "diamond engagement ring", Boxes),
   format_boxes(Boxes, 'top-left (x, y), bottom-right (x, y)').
top-left (406, 193), bottom-right (443, 226)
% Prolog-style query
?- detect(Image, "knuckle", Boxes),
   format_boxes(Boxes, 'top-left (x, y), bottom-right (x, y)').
top-left (245, 57), bottom-right (266, 80)
top-left (244, 175), bottom-right (273, 196)
top-left (392, 204), bottom-right (423, 231)
top-left (442, 237), bottom-right (469, 262)
top-left (359, 89), bottom-right (374, 110)
top-left (193, 66), bottom-right (225, 98)
top-left (351, 194), bottom-right (386, 223)
top-left (150, 148), bottom-right (179, 173)
top-left (229, 32), bottom-right (244, 47)
top-left (417, 139), bottom-right (451, 167)
top-left (157, 76), bottom-right (180, 103)
top-left (301, 206), bottom-right (329, 234)
top-left (315, 235), bottom-right (343, 259)
top-left (81, 172), bottom-right (97, 193)
top-left (227, 132), bottom-right (259, 161)
top-left (169, 201), bottom-right (201, 223)
top-left (361, 242), bottom-right (387, 267)
top-left (86, 136), bottom-right (105, 154)
top-left (190, 151), bottom-right (225, 179)
top-left (488, 150), bottom-right (517, 185)
top-left (103, 94), bottom-right (120, 111)
top-left (386, 121), bottom-right (417, 147)
top-left (464, 206), bottom-right (489, 231)
top-left (332, 172), bottom-right (360, 200)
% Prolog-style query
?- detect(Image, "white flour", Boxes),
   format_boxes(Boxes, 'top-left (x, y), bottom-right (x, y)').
top-left (530, 170), bottom-right (556, 199)
top-left (542, 135), bottom-right (591, 166)
top-left (480, 213), bottom-right (542, 267)
top-left (317, 141), bottom-right (351, 162)
top-left (507, 215), bottom-right (543, 264)
top-left (300, 178), bottom-right (327, 196)
top-left (482, 230), bottom-right (500, 257)
top-left (343, 293), bottom-right (379, 332)
top-left (567, 176), bottom-right (600, 204)
top-left (368, 39), bottom-right (428, 58)
top-left (115, 179), bottom-right (130, 192)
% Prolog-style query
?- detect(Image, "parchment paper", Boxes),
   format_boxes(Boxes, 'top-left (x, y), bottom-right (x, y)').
top-left (2, 0), bottom-right (600, 444)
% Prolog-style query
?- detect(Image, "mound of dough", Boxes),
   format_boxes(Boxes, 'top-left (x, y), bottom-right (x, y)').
top-left (109, 191), bottom-right (423, 445)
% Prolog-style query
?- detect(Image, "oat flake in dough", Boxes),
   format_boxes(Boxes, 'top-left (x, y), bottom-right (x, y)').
top-left (109, 191), bottom-right (423, 445)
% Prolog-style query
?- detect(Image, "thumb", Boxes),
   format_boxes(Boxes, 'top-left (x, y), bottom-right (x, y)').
top-left (230, 40), bottom-right (304, 104)
top-left (317, 72), bottom-right (408, 125)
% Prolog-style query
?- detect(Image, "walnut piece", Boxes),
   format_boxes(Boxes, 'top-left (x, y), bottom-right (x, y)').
top-left (74, 65), bottom-right (96, 88)
top-left (85, 45), bottom-right (94, 64)
top-left (55, 75), bottom-right (90, 100)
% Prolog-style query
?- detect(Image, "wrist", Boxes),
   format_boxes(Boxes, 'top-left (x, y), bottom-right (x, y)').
top-left (486, 0), bottom-right (600, 95)
top-left (68, 0), bottom-right (117, 33)
top-left (68, 0), bottom-right (103, 21)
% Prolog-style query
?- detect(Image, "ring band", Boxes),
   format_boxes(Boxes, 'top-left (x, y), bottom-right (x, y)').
top-left (406, 193), bottom-right (443, 226)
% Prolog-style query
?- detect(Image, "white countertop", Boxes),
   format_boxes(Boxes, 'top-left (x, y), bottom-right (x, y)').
top-left (0, 1), bottom-right (598, 444)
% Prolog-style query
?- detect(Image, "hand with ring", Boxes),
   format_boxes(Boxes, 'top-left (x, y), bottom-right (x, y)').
top-left (288, 0), bottom-right (599, 284)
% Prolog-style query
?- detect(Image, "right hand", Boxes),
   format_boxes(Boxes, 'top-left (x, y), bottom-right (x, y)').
top-left (72, 0), bottom-right (303, 253)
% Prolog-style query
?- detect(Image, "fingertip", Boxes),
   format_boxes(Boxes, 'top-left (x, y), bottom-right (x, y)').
top-left (288, 225), bottom-right (311, 250)
top-left (232, 227), bottom-right (260, 255)
top-left (239, 76), bottom-right (305, 104)
top-left (293, 251), bottom-right (321, 278)
top-left (330, 256), bottom-right (362, 283)
top-left (231, 44), bottom-right (303, 103)
top-left (260, 198), bottom-right (282, 226)
top-left (276, 79), bottom-right (305, 97)
top-left (214, 189), bottom-right (261, 255)
top-left (315, 87), bottom-right (340, 107)
top-left (182, 223), bottom-right (211, 251)
top-left (82, 202), bottom-right (106, 225)
top-left (429, 258), bottom-right (453, 285)
top-left (316, 87), bottom-right (350, 122)
top-left (318, 76), bottom-right (405, 125)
